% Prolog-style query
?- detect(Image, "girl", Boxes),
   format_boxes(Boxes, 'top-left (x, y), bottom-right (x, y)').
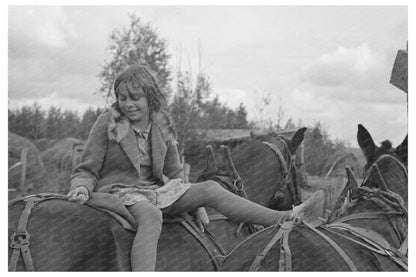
top-left (67, 65), bottom-right (321, 271)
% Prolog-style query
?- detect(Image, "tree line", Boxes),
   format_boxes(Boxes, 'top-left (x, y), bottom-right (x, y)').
top-left (8, 103), bottom-right (103, 142)
top-left (8, 97), bottom-right (250, 142)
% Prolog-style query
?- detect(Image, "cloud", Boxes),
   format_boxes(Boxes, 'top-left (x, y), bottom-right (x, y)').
top-left (8, 7), bottom-right (106, 105)
top-left (298, 43), bottom-right (404, 104)
top-left (9, 6), bottom-right (75, 49)
top-left (286, 86), bottom-right (407, 147)
top-left (300, 44), bottom-right (381, 87)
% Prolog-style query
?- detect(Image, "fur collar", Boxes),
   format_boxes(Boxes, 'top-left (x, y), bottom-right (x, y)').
top-left (107, 106), bottom-right (177, 144)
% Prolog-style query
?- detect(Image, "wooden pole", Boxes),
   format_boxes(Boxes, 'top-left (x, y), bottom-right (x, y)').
top-left (19, 148), bottom-right (28, 195)
top-left (183, 163), bottom-right (191, 183)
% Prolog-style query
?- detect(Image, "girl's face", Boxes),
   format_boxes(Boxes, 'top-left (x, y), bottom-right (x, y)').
top-left (117, 84), bottom-right (150, 124)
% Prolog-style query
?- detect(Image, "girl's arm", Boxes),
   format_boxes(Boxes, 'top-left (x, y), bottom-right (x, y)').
top-left (163, 141), bottom-right (185, 180)
top-left (69, 113), bottom-right (109, 195)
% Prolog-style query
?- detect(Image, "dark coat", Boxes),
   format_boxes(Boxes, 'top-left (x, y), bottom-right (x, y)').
top-left (70, 110), bottom-right (184, 194)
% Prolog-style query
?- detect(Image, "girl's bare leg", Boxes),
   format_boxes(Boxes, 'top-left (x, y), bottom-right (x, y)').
top-left (169, 181), bottom-right (293, 226)
top-left (127, 201), bottom-right (163, 271)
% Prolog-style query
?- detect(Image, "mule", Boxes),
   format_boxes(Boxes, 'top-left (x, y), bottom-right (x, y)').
top-left (8, 128), bottom-right (307, 271)
top-left (219, 124), bottom-right (408, 271)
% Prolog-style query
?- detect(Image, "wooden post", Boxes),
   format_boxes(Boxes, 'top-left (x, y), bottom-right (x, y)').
top-left (19, 148), bottom-right (28, 195)
top-left (183, 163), bottom-right (191, 183)
top-left (323, 187), bottom-right (328, 218)
top-left (299, 142), bottom-right (305, 168)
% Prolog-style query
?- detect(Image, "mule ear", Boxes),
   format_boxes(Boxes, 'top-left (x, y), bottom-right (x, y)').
top-left (357, 124), bottom-right (376, 162)
top-left (394, 135), bottom-right (408, 165)
top-left (290, 127), bottom-right (307, 154)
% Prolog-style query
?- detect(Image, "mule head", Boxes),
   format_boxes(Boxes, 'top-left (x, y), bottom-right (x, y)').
top-left (357, 124), bottom-right (408, 205)
top-left (268, 127), bottom-right (307, 210)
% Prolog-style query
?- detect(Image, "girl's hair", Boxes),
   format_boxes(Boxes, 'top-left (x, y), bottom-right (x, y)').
top-left (113, 65), bottom-right (166, 113)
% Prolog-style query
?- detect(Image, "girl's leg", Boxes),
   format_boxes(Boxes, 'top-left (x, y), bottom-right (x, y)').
top-left (169, 181), bottom-right (293, 226)
top-left (127, 201), bottom-right (163, 271)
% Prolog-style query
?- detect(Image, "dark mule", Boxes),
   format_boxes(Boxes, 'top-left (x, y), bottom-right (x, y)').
top-left (8, 128), bottom-right (307, 271)
top-left (219, 124), bottom-right (408, 271)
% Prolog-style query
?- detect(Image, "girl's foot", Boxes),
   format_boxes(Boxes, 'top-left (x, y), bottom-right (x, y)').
top-left (293, 190), bottom-right (326, 227)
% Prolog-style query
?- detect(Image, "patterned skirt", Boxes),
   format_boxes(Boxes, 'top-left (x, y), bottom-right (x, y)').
top-left (109, 178), bottom-right (192, 208)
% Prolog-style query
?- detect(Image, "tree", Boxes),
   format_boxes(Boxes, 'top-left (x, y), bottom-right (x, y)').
top-left (234, 103), bottom-right (249, 128)
top-left (8, 102), bottom-right (45, 141)
top-left (284, 118), bottom-right (296, 130)
top-left (303, 121), bottom-right (346, 176)
top-left (170, 71), bottom-right (206, 157)
top-left (255, 92), bottom-right (272, 129)
top-left (45, 106), bottom-right (64, 139)
top-left (61, 110), bottom-right (80, 138)
top-left (79, 107), bottom-right (104, 140)
top-left (97, 14), bottom-right (171, 100)
top-left (30, 102), bottom-right (45, 142)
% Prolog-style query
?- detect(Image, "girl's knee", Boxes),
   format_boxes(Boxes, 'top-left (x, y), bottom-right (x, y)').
top-left (129, 201), bottom-right (163, 224)
top-left (199, 180), bottom-right (224, 201)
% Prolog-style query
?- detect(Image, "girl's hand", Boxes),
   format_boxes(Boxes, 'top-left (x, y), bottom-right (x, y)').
top-left (195, 207), bottom-right (210, 232)
top-left (67, 186), bottom-right (90, 204)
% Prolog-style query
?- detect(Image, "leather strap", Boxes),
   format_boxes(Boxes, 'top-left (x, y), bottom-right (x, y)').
top-left (328, 223), bottom-right (392, 250)
top-left (9, 197), bottom-right (38, 271)
top-left (262, 141), bottom-right (288, 175)
top-left (280, 224), bottom-right (292, 271)
top-left (303, 221), bottom-right (357, 271)
top-left (204, 227), bottom-right (227, 257)
top-left (249, 221), bottom-right (294, 271)
top-left (179, 214), bottom-right (226, 270)
top-left (263, 140), bottom-right (302, 205)
top-left (324, 225), bottom-right (407, 271)
top-left (249, 228), bottom-right (284, 271)
top-left (331, 212), bottom-right (403, 224)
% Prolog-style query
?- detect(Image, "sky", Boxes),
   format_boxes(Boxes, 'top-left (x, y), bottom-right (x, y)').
top-left (8, 5), bottom-right (408, 147)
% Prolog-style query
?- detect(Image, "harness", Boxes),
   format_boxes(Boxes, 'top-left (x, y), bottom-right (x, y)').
top-left (9, 193), bottom-right (229, 271)
top-left (164, 213), bottom-right (228, 270)
top-left (249, 221), bottom-right (294, 271)
top-left (197, 145), bottom-right (262, 235)
top-left (8, 193), bottom-right (70, 271)
top-left (362, 154), bottom-right (408, 191)
top-left (247, 153), bottom-right (408, 271)
top-left (247, 219), bottom-right (359, 271)
top-left (262, 137), bottom-right (302, 206)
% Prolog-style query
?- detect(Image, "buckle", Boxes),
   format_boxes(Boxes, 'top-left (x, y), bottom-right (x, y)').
top-left (10, 231), bottom-right (31, 249)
